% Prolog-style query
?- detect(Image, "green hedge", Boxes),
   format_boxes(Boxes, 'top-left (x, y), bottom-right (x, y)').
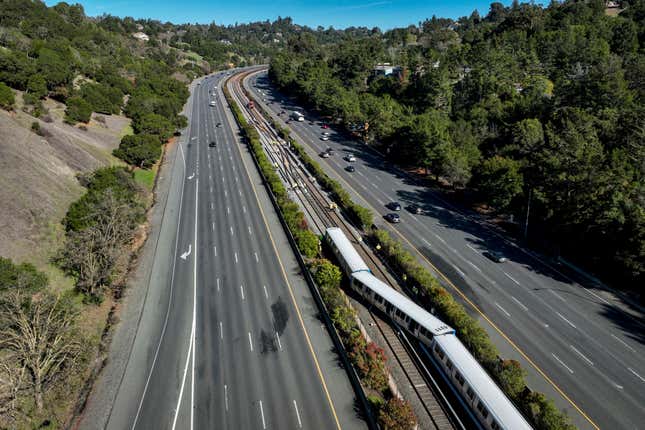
top-left (311, 259), bottom-right (416, 429)
top-left (223, 85), bottom-right (318, 258)
top-left (227, 82), bottom-right (414, 429)
top-left (244, 88), bottom-right (375, 229)
top-left (369, 228), bottom-right (575, 430)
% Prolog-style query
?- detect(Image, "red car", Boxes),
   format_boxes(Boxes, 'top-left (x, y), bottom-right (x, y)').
top-left (322, 124), bottom-right (329, 129)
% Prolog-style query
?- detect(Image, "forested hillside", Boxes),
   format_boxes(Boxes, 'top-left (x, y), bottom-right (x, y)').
top-left (0, 1), bottom-right (196, 427)
top-left (270, 0), bottom-right (645, 291)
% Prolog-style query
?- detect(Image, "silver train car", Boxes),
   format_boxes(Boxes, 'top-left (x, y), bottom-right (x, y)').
top-left (324, 227), bottom-right (532, 430)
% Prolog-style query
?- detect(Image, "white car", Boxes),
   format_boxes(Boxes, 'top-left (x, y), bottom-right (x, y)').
top-left (344, 155), bottom-right (356, 162)
top-left (321, 135), bottom-right (330, 141)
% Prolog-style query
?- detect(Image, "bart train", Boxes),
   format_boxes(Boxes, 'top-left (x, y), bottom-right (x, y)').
top-left (325, 227), bottom-right (532, 430)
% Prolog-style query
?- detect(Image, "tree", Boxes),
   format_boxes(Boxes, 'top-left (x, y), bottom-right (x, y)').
top-left (26, 75), bottom-right (48, 99)
top-left (0, 83), bottom-right (15, 110)
top-left (65, 96), bottom-right (92, 123)
top-left (311, 260), bottom-right (342, 289)
top-left (113, 134), bottom-right (162, 168)
top-left (0, 292), bottom-right (81, 412)
top-left (133, 113), bottom-right (175, 140)
top-left (0, 258), bottom-right (47, 293)
top-left (58, 189), bottom-right (143, 299)
top-left (474, 156), bottom-right (524, 210)
top-left (377, 397), bottom-right (416, 430)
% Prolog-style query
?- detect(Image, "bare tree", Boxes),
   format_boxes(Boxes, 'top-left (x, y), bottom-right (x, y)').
top-left (58, 188), bottom-right (143, 298)
top-left (0, 292), bottom-right (81, 411)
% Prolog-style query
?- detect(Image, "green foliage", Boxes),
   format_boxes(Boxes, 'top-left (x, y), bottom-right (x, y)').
top-left (377, 396), bottom-right (416, 430)
top-left (27, 75), bottom-right (48, 99)
top-left (0, 257), bottom-right (47, 293)
top-left (473, 156), bottom-right (524, 210)
top-left (0, 82), bottom-right (15, 110)
top-left (113, 134), bottom-right (162, 168)
top-left (132, 113), bottom-right (175, 140)
top-left (79, 82), bottom-right (123, 114)
top-left (65, 96), bottom-right (92, 124)
top-left (268, 0), bottom-right (645, 289)
top-left (64, 167), bottom-right (142, 232)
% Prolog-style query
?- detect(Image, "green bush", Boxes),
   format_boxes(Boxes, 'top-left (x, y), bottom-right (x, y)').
top-left (369, 227), bottom-right (575, 429)
top-left (65, 96), bottom-right (92, 123)
top-left (0, 82), bottom-right (15, 110)
top-left (0, 257), bottom-right (47, 293)
top-left (113, 134), bottom-right (162, 168)
top-left (79, 82), bottom-right (123, 115)
top-left (64, 167), bottom-right (141, 231)
top-left (378, 396), bottom-right (416, 430)
top-left (132, 112), bottom-right (175, 140)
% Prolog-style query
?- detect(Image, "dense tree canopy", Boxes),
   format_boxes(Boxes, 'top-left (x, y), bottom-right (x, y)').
top-left (269, 0), bottom-right (645, 290)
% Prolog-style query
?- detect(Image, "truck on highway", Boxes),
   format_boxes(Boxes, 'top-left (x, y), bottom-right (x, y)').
top-left (291, 111), bottom-right (305, 122)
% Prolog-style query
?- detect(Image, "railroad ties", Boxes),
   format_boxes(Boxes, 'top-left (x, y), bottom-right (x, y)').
top-left (228, 71), bottom-right (457, 430)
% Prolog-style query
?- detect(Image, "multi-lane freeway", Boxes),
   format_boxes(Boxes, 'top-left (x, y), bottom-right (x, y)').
top-left (246, 70), bottom-right (645, 430)
top-left (95, 70), bottom-right (366, 430)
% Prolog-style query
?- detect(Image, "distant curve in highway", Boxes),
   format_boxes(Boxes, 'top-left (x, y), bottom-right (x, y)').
top-left (246, 70), bottom-right (645, 430)
top-left (104, 70), bottom-right (360, 430)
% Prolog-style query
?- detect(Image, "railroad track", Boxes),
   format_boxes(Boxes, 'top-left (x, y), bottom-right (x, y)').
top-left (226, 70), bottom-right (460, 430)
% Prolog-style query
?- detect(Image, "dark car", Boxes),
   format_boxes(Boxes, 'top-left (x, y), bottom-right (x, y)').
top-left (345, 165), bottom-right (356, 172)
top-left (384, 213), bottom-right (401, 223)
top-left (387, 201), bottom-right (402, 211)
top-left (484, 251), bottom-right (508, 263)
top-left (407, 204), bottom-right (424, 215)
top-left (216, 122), bottom-right (222, 128)
top-left (209, 141), bottom-right (216, 148)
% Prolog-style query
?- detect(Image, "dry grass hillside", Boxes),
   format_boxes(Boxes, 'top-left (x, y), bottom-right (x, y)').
top-left (0, 93), bottom-right (131, 289)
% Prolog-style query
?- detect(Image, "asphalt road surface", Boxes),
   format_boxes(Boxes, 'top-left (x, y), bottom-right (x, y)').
top-left (247, 70), bottom-right (645, 430)
top-left (102, 70), bottom-right (361, 430)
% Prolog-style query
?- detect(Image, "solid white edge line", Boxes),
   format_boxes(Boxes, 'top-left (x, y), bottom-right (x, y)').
top-left (131, 95), bottom-right (190, 430)
top-left (191, 176), bottom-right (198, 430)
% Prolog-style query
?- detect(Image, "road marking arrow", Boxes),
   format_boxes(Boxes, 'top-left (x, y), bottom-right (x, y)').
top-left (180, 244), bottom-right (192, 260)
top-left (187, 173), bottom-right (195, 180)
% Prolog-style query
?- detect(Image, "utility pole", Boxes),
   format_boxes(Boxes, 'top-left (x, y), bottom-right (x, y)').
top-left (524, 188), bottom-right (532, 239)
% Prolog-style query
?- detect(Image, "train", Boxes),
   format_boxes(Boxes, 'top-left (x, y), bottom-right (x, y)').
top-left (325, 227), bottom-right (532, 430)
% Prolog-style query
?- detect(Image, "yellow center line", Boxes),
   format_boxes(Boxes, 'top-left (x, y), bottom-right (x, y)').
top-left (224, 79), bottom-right (343, 430)
top-left (258, 73), bottom-right (601, 430)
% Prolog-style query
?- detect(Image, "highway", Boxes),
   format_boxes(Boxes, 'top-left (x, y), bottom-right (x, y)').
top-left (245, 69), bottom-right (645, 430)
top-left (100, 69), bottom-right (364, 430)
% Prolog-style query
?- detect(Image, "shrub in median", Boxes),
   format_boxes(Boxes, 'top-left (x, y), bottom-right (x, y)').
top-left (369, 227), bottom-right (574, 430)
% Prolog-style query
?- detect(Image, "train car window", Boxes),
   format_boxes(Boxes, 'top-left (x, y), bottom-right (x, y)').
top-left (434, 344), bottom-right (445, 359)
top-left (466, 387), bottom-right (475, 399)
top-left (446, 359), bottom-right (453, 370)
top-left (476, 401), bottom-right (489, 419)
top-left (455, 371), bottom-right (465, 386)
top-left (491, 421), bottom-right (500, 430)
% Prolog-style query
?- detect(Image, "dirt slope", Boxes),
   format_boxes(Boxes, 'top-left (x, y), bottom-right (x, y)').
top-left (0, 97), bottom-right (130, 283)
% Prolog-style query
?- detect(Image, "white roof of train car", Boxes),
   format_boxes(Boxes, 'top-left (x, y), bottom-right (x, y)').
top-left (351, 271), bottom-right (454, 336)
top-left (434, 335), bottom-right (533, 430)
top-left (326, 227), bottom-right (370, 274)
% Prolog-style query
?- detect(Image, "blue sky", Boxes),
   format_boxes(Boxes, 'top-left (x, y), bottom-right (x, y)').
top-left (45, 1), bottom-right (516, 30)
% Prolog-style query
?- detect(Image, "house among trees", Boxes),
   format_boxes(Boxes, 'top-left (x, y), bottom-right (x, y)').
top-left (373, 63), bottom-right (403, 78)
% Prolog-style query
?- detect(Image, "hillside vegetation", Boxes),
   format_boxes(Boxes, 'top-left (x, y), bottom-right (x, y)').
top-left (269, 0), bottom-right (645, 291)
top-left (0, 1), bottom-right (199, 427)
